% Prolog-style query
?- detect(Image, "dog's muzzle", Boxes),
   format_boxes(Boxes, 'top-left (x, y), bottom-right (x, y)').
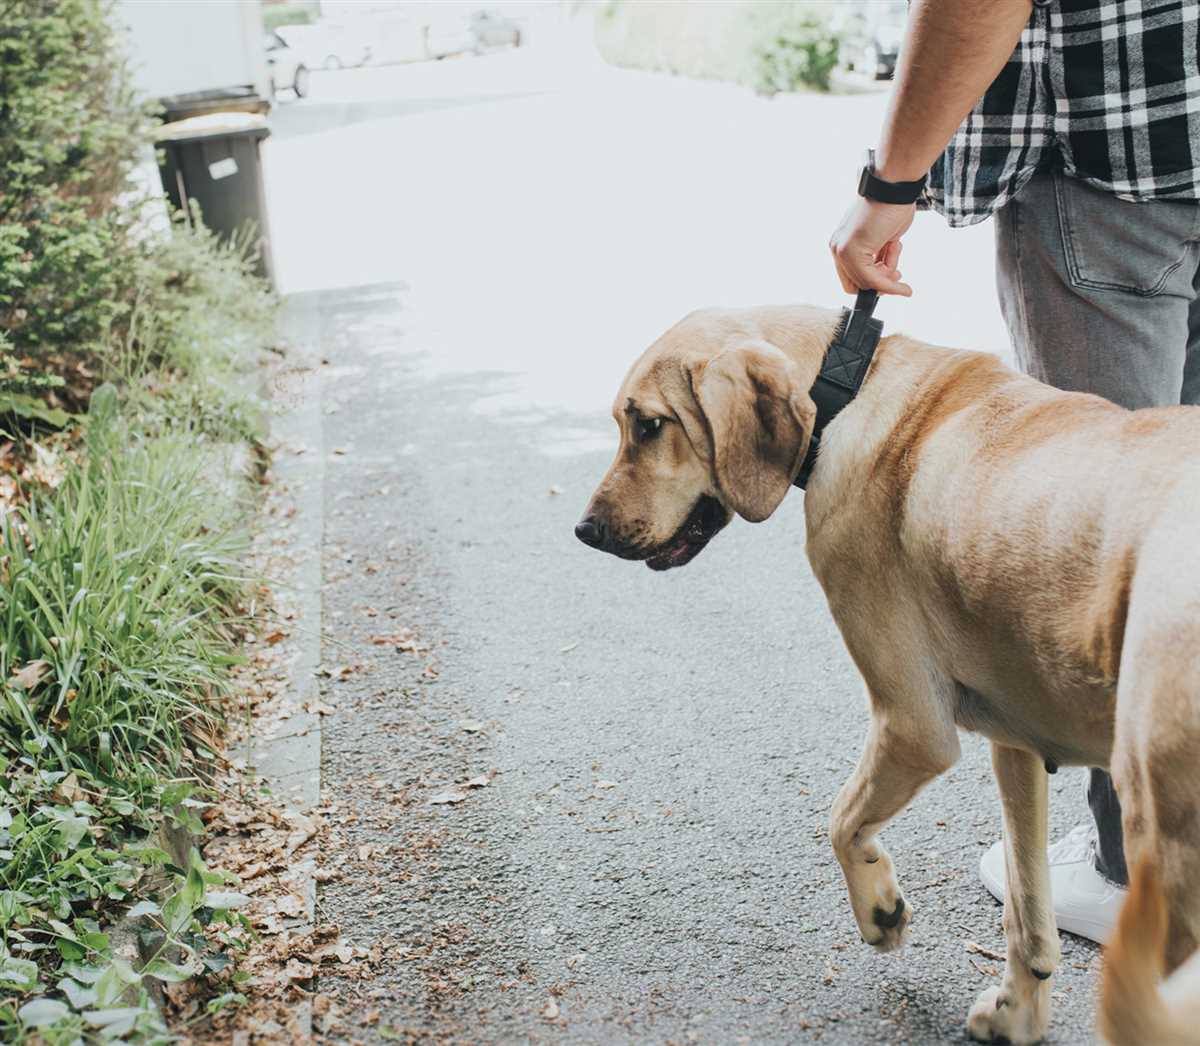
top-left (574, 495), bottom-right (729, 571)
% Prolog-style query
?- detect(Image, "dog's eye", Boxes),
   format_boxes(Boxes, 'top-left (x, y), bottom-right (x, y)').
top-left (637, 417), bottom-right (663, 441)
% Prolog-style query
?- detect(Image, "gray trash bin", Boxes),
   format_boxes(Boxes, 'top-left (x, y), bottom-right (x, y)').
top-left (155, 112), bottom-right (273, 283)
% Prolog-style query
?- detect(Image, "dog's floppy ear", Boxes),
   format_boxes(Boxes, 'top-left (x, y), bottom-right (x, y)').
top-left (692, 341), bottom-right (814, 523)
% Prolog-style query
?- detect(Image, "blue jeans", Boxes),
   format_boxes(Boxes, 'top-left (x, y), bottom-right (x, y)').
top-left (994, 168), bottom-right (1200, 887)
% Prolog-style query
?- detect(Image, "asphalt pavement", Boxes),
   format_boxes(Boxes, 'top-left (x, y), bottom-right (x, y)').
top-left (268, 45), bottom-right (1103, 1046)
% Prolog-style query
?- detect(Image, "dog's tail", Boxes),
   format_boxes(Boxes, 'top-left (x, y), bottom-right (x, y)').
top-left (1100, 859), bottom-right (1200, 1045)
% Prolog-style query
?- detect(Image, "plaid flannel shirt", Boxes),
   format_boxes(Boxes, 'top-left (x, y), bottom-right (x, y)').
top-left (926, 0), bottom-right (1200, 227)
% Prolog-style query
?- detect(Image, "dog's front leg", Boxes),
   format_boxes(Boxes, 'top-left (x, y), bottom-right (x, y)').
top-left (830, 706), bottom-right (957, 952)
top-left (967, 744), bottom-right (1060, 1045)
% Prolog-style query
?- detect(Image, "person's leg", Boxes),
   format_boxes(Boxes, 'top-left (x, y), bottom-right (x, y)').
top-left (996, 170), bottom-right (1198, 410)
top-left (988, 168), bottom-right (1200, 937)
top-left (1184, 263), bottom-right (1200, 407)
top-left (1086, 769), bottom-right (1127, 886)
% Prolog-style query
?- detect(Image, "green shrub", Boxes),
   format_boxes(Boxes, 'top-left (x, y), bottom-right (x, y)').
top-left (0, 344), bottom-right (71, 431)
top-left (0, 0), bottom-right (151, 360)
top-left (0, 0), bottom-right (275, 434)
top-left (262, 1), bottom-right (318, 32)
top-left (752, 8), bottom-right (842, 95)
top-left (595, 1), bottom-right (844, 95)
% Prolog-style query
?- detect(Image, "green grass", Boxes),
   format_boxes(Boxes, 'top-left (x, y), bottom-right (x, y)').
top-left (0, 396), bottom-right (256, 1040)
top-left (0, 218), bottom-right (275, 1040)
top-left (1, 422), bottom-right (246, 787)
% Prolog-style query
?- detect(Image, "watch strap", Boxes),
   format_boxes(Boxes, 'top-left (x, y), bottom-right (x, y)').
top-left (857, 149), bottom-right (926, 205)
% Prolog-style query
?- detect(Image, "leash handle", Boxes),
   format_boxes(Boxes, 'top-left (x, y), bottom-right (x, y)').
top-left (843, 288), bottom-right (880, 349)
top-left (854, 288), bottom-right (879, 318)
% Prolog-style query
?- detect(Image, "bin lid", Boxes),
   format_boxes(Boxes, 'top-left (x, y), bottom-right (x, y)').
top-left (154, 111), bottom-right (270, 144)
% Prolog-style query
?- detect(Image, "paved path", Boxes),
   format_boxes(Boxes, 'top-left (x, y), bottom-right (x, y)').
top-left (269, 48), bottom-right (1102, 1045)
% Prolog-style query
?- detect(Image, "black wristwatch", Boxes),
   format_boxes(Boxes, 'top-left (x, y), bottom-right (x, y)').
top-left (857, 148), bottom-right (926, 205)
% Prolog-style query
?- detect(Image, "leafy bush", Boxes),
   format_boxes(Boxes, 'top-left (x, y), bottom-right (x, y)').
top-left (595, 1), bottom-right (844, 95)
top-left (262, 1), bottom-right (318, 32)
top-left (752, 8), bottom-right (842, 95)
top-left (0, 344), bottom-right (71, 430)
top-left (0, 0), bottom-right (275, 433)
top-left (0, 0), bottom-right (150, 359)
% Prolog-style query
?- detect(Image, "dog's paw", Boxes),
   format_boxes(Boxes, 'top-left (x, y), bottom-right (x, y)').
top-left (862, 893), bottom-right (911, 952)
top-left (845, 850), bottom-right (912, 952)
top-left (967, 984), bottom-right (1048, 1045)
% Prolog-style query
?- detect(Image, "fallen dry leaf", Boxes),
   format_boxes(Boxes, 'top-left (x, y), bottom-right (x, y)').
top-left (268, 893), bottom-right (304, 918)
top-left (429, 772), bottom-right (493, 805)
top-left (54, 772), bottom-right (84, 804)
top-left (369, 629), bottom-right (419, 652)
top-left (428, 789), bottom-right (468, 806)
top-left (10, 659), bottom-right (51, 690)
top-left (965, 940), bottom-right (1006, 962)
top-left (284, 958), bottom-right (313, 982)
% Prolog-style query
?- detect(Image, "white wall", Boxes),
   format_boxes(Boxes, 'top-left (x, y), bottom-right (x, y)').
top-left (116, 0), bottom-right (269, 101)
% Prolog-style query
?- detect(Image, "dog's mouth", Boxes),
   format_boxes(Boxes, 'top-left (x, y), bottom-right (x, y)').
top-left (644, 495), bottom-right (729, 571)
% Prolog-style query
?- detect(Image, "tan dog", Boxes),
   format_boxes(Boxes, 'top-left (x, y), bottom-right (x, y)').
top-left (576, 305), bottom-right (1200, 1045)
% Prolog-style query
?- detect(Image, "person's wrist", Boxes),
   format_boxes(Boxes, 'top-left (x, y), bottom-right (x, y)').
top-left (858, 149), bottom-right (925, 205)
top-left (874, 148), bottom-right (928, 185)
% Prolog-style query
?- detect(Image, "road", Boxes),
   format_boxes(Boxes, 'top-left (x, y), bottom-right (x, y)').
top-left (266, 41), bottom-right (1101, 1045)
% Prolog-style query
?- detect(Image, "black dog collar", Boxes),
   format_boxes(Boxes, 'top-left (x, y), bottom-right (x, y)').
top-left (793, 289), bottom-right (883, 490)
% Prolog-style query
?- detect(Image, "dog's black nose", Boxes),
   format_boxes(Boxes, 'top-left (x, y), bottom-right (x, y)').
top-left (575, 516), bottom-right (606, 548)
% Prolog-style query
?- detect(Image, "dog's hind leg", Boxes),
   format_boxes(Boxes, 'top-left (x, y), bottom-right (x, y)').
top-left (967, 744), bottom-right (1059, 1045)
top-left (830, 694), bottom-right (959, 953)
top-left (1112, 671), bottom-right (1200, 975)
top-left (1110, 558), bottom-right (1200, 979)
top-left (1110, 528), bottom-right (1200, 980)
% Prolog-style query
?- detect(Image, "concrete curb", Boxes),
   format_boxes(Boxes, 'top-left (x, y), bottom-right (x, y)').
top-left (247, 293), bottom-right (326, 1038)
top-left (256, 294), bottom-right (324, 818)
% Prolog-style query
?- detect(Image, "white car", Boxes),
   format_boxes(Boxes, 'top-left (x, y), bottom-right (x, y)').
top-left (264, 32), bottom-right (310, 98)
top-left (277, 23), bottom-right (371, 71)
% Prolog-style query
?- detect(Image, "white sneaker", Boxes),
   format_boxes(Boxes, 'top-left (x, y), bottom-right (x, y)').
top-left (978, 824), bottom-right (1125, 944)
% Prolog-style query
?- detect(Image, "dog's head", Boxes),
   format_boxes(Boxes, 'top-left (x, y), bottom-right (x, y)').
top-left (576, 305), bottom-right (841, 570)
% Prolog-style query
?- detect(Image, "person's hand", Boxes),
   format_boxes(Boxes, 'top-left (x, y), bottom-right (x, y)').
top-left (829, 197), bottom-right (917, 297)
